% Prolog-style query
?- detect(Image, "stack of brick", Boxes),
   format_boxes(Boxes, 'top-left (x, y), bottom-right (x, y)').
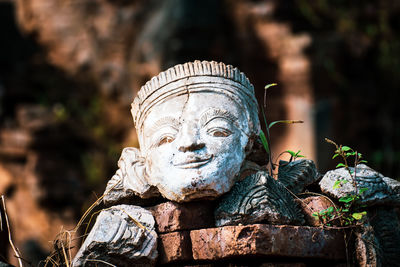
top-left (148, 201), bottom-right (348, 266)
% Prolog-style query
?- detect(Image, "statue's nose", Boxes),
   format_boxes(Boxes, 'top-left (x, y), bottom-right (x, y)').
top-left (177, 124), bottom-right (205, 152)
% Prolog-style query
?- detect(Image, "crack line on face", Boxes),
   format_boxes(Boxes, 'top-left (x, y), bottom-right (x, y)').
top-left (177, 77), bottom-right (191, 126)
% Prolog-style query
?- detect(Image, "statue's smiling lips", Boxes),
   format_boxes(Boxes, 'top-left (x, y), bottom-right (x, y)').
top-left (173, 155), bottom-right (213, 169)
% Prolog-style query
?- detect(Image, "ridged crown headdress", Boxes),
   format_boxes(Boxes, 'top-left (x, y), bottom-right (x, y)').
top-left (131, 60), bottom-right (260, 137)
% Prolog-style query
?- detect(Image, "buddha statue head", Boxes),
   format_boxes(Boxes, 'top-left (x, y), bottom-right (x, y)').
top-left (105, 61), bottom-right (260, 203)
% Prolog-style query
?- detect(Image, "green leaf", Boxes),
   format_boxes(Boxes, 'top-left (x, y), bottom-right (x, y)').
top-left (290, 150), bottom-right (305, 158)
top-left (327, 206), bottom-right (334, 213)
top-left (286, 150), bottom-right (296, 157)
top-left (359, 187), bottom-right (369, 194)
top-left (342, 179), bottom-right (349, 184)
top-left (342, 209), bottom-right (349, 212)
top-left (346, 151), bottom-right (356, 156)
top-left (312, 212), bottom-right (319, 218)
top-left (265, 83), bottom-right (278, 90)
top-left (259, 130), bottom-right (269, 154)
top-left (268, 120), bottom-right (304, 129)
top-left (352, 211), bottom-right (367, 220)
top-left (333, 180), bottom-right (341, 189)
top-left (332, 154), bottom-right (339, 159)
top-left (339, 196), bottom-right (354, 203)
top-left (336, 163), bottom-right (346, 168)
top-left (341, 146), bottom-right (352, 151)
top-left (359, 160), bottom-right (368, 163)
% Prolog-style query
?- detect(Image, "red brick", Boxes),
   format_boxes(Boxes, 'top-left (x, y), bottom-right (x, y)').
top-left (190, 224), bottom-right (346, 261)
top-left (148, 201), bottom-right (213, 233)
top-left (158, 231), bottom-right (192, 263)
top-left (296, 196), bottom-right (334, 226)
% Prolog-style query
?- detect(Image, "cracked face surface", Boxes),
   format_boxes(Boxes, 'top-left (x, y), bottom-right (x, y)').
top-left (140, 91), bottom-right (250, 202)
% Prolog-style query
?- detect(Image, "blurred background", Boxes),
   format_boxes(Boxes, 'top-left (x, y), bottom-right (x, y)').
top-left (0, 0), bottom-right (399, 265)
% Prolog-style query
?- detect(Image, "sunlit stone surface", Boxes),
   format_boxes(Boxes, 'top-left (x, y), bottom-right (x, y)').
top-left (105, 60), bottom-right (260, 202)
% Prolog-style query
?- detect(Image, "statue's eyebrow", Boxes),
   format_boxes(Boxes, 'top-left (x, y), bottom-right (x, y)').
top-left (199, 108), bottom-right (239, 127)
top-left (145, 116), bottom-right (179, 137)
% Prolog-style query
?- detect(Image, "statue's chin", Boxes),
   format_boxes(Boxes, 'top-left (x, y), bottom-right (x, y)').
top-left (151, 173), bottom-right (235, 203)
top-left (164, 188), bottom-right (221, 202)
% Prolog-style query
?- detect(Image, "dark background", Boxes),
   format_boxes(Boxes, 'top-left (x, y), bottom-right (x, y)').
top-left (0, 0), bottom-right (399, 265)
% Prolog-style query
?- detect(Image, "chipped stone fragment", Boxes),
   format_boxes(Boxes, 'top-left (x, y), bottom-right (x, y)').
top-left (72, 205), bottom-right (158, 267)
top-left (215, 171), bottom-right (304, 227)
top-left (278, 159), bottom-right (320, 194)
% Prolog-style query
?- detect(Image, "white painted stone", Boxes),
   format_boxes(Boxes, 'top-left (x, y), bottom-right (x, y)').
top-left (72, 205), bottom-right (158, 267)
top-left (104, 61), bottom-right (260, 202)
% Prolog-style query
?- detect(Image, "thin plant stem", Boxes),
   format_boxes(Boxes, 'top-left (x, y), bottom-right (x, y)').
top-left (1, 195), bottom-right (23, 267)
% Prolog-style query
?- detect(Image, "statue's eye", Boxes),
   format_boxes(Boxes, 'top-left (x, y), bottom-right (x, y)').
top-left (207, 128), bottom-right (232, 137)
top-left (157, 135), bottom-right (175, 146)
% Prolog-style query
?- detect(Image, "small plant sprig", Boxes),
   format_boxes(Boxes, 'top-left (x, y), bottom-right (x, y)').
top-left (325, 138), bottom-right (368, 195)
top-left (259, 83), bottom-right (303, 175)
top-left (285, 150), bottom-right (305, 162)
top-left (312, 139), bottom-right (369, 226)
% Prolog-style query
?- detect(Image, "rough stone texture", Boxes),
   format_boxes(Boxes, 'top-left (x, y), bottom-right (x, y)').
top-left (296, 196), bottom-right (333, 226)
top-left (215, 171), bottom-right (304, 227)
top-left (383, 176), bottom-right (400, 195)
top-left (148, 201), bottom-right (214, 233)
top-left (319, 164), bottom-right (400, 206)
top-left (237, 160), bottom-right (264, 181)
top-left (73, 205), bottom-right (158, 267)
top-left (367, 207), bottom-right (400, 267)
top-left (158, 231), bottom-right (192, 264)
top-left (355, 223), bottom-right (379, 267)
top-left (277, 159), bottom-right (320, 194)
top-left (190, 224), bottom-right (347, 261)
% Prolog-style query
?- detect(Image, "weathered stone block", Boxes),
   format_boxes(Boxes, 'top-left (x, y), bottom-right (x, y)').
top-left (72, 205), bottom-right (158, 267)
top-left (158, 231), bottom-right (192, 263)
top-left (278, 159), bottom-right (320, 194)
top-left (190, 224), bottom-right (346, 261)
top-left (319, 164), bottom-right (400, 206)
top-left (215, 171), bottom-right (304, 227)
top-left (148, 201), bottom-right (214, 233)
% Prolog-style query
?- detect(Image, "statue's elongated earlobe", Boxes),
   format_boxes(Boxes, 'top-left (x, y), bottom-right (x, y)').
top-left (103, 147), bottom-right (160, 205)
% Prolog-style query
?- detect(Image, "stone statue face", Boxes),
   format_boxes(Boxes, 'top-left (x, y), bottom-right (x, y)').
top-left (101, 61), bottom-right (261, 204)
top-left (141, 91), bottom-right (250, 201)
